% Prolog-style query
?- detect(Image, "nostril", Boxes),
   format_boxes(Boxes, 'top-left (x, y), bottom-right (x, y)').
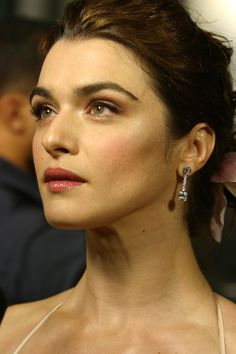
top-left (49, 147), bottom-right (70, 158)
top-left (42, 124), bottom-right (79, 156)
top-left (54, 147), bottom-right (70, 154)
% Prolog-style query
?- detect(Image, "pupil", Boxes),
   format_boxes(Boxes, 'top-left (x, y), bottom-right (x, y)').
top-left (42, 108), bottom-right (50, 118)
top-left (95, 105), bottom-right (103, 113)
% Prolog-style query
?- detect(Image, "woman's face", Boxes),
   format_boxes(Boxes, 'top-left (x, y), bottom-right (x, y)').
top-left (32, 38), bottom-right (179, 229)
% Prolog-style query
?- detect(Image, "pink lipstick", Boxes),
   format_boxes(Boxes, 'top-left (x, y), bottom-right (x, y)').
top-left (44, 167), bottom-right (85, 192)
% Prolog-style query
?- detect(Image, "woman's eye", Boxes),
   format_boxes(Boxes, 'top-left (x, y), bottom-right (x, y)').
top-left (41, 107), bottom-right (53, 119)
top-left (89, 101), bottom-right (121, 118)
top-left (91, 103), bottom-right (107, 116)
top-left (31, 104), bottom-right (56, 121)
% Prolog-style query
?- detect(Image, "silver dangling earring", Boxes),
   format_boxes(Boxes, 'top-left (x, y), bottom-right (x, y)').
top-left (178, 166), bottom-right (191, 202)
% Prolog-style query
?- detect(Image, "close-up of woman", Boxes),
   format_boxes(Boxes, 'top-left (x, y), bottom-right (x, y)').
top-left (0, 0), bottom-right (236, 353)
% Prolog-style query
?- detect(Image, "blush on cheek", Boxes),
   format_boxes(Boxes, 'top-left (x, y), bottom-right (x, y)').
top-left (93, 135), bottom-right (142, 170)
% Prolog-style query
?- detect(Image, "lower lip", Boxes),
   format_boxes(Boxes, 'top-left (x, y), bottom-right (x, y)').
top-left (47, 180), bottom-right (84, 192)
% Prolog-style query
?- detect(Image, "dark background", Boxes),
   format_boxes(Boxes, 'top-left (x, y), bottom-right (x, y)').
top-left (0, 0), bottom-right (70, 20)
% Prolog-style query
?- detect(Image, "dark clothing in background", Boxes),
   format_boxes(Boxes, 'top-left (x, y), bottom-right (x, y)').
top-left (0, 158), bottom-right (86, 306)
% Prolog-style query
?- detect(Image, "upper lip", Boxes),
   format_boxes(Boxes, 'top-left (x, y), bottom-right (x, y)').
top-left (44, 167), bottom-right (86, 182)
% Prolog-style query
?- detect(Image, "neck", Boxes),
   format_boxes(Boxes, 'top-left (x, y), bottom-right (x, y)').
top-left (72, 213), bottom-right (212, 324)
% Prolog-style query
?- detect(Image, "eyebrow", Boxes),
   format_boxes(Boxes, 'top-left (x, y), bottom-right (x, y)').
top-left (30, 87), bottom-right (52, 104)
top-left (74, 82), bottom-right (138, 101)
top-left (30, 81), bottom-right (139, 104)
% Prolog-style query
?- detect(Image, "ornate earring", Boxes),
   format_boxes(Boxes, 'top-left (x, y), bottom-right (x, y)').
top-left (178, 166), bottom-right (191, 202)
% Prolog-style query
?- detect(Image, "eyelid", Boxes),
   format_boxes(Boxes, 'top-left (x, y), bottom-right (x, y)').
top-left (87, 99), bottom-right (122, 112)
top-left (31, 96), bottom-right (58, 110)
top-left (30, 101), bottom-right (57, 121)
top-left (30, 96), bottom-right (123, 121)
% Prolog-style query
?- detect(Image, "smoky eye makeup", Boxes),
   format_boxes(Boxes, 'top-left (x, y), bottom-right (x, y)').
top-left (86, 99), bottom-right (123, 119)
top-left (30, 102), bottom-right (57, 121)
top-left (30, 88), bottom-right (131, 123)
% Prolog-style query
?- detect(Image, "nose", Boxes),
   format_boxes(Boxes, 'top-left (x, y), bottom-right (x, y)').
top-left (42, 114), bottom-right (79, 158)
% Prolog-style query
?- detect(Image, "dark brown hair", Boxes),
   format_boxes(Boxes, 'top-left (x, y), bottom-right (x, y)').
top-left (41, 0), bottom-right (235, 252)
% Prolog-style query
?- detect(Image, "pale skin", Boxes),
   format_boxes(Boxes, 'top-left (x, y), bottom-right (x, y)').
top-left (0, 38), bottom-right (236, 353)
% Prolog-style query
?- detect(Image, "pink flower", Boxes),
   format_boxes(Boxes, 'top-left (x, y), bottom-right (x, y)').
top-left (210, 152), bottom-right (236, 242)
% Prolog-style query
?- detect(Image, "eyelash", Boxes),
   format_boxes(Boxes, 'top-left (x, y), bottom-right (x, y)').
top-left (30, 99), bottom-right (122, 122)
top-left (87, 100), bottom-right (122, 118)
top-left (30, 103), bottom-right (55, 121)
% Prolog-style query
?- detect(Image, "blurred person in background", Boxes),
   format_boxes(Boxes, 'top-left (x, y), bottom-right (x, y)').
top-left (0, 18), bottom-right (86, 320)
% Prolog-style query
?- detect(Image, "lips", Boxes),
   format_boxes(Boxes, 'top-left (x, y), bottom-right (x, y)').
top-left (44, 167), bottom-right (85, 192)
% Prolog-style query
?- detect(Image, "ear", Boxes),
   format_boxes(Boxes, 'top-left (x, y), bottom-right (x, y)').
top-left (0, 93), bottom-right (27, 133)
top-left (177, 123), bottom-right (215, 177)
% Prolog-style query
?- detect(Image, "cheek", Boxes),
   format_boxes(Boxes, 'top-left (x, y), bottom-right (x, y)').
top-left (100, 137), bottom-right (131, 166)
top-left (87, 131), bottom-right (163, 178)
top-left (32, 133), bottom-right (43, 172)
top-left (90, 134), bottom-right (136, 168)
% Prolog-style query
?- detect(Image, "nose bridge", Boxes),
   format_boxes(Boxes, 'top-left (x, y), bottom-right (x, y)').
top-left (42, 112), bottom-right (78, 156)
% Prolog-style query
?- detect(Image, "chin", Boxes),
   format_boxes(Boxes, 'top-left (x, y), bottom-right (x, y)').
top-left (44, 211), bottom-right (97, 230)
top-left (43, 200), bottom-right (132, 230)
top-left (47, 219), bottom-right (78, 230)
top-left (45, 214), bottom-right (83, 230)
top-left (45, 209), bottom-right (120, 231)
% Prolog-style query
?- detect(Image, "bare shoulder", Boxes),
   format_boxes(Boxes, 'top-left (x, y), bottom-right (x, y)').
top-left (217, 294), bottom-right (236, 353)
top-left (0, 289), bottom-right (71, 353)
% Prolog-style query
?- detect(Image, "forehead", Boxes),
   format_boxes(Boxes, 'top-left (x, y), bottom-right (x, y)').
top-left (39, 38), bottom-right (154, 99)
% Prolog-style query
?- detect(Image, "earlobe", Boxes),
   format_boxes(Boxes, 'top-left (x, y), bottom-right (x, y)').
top-left (177, 123), bottom-right (215, 176)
